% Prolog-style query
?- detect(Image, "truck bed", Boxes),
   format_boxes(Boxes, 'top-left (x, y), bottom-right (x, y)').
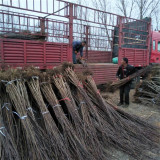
top-left (75, 63), bottom-right (118, 84)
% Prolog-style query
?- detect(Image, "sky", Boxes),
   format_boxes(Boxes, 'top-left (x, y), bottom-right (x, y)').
top-left (0, 0), bottom-right (159, 30)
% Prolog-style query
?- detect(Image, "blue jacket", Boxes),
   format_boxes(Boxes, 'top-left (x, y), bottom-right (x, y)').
top-left (72, 41), bottom-right (84, 57)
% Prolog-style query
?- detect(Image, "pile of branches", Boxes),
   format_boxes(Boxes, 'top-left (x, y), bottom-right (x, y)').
top-left (0, 64), bottom-right (159, 160)
top-left (98, 65), bottom-right (151, 92)
top-left (135, 65), bottom-right (160, 106)
top-left (0, 32), bottom-right (46, 41)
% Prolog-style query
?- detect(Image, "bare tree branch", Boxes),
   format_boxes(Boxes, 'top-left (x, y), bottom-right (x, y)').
top-left (116, 0), bottom-right (136, 18)
top-left (129, 0), bottom-right (136, 17)
top-left (153, 7), bottom-right (160, 30)
top-left (135, 0), bottom-right (160, 19)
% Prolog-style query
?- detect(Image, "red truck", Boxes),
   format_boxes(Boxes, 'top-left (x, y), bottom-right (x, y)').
top-left (150, 31), bottom-right (160, 64)
top-left (0, 0), bottom-right (159, 84)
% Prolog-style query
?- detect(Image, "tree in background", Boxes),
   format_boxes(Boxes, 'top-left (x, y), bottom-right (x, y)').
top-left (153, 8), bottom-right (160, 31)
top-left (117, 0), bottom-right (160, 30)
top-left (135, 0), bottom-right (160, 20)
top-left (75, 0), bottom-right (114, 51)
top-left (90, 0), bottom-right (113, 49)
top-left (76, 0), bottom-right (160, 30)
top-left (116, 0), bottom-right (136, 18)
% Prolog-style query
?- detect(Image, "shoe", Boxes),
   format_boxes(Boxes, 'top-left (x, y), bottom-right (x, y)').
top-left (117, 102), bottom-right (123, 106)
top-left (122, 104), bottom-right (129, 108)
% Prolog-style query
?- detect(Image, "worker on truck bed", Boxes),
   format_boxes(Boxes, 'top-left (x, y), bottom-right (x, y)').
top-left (116, 57), bottom-right (136, 108)
top-left (72, 40), bottom-right (86, 64)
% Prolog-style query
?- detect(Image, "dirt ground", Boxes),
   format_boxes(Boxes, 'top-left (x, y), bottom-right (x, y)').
top-left (101, 89), bottom-right (160, 160)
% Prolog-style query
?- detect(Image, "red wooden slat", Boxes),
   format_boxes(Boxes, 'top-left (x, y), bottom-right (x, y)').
top-left (120, 48), bottom-right (148, 67)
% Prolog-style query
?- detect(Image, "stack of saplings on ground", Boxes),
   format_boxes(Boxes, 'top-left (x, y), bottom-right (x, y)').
top-left (0, 63), bottom-right (159, 160)
top-left (135, 65), bottom-right (160, 107)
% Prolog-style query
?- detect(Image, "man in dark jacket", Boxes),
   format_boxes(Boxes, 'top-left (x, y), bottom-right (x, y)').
top-left (116, 57), bottom-right (135, 107)
top-left (72, 40), bottom-right (86, 64)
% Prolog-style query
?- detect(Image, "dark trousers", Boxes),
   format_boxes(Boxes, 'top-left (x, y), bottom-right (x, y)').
top-left (72, 51), bottom-right (77, 64)
top-left (120, 83), bottom-right (130, 104)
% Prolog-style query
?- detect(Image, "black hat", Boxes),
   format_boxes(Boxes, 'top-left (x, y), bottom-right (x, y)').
top-left (123, 57), bottom-right (128, 64)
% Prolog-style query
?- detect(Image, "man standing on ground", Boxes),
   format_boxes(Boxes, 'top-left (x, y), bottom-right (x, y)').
top-left (116, 57), bottom-right (135, 108)
top-left (72, 40), bottom-right (86, 64)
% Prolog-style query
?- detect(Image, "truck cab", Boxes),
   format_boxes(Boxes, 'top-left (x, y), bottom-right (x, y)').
top-left (150, 31), bottom-right (160, 63)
